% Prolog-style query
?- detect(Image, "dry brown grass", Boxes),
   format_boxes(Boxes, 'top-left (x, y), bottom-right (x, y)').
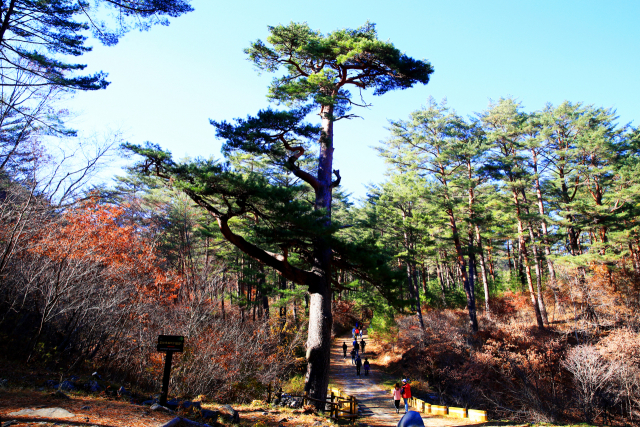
top-left (0, 389), bottom-right (340, 427)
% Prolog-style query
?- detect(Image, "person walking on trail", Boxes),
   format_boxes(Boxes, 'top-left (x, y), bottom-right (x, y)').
top-left (342, 341), bottom-right (348, 358)
top-left (355, 327), bottom-right (359, 338)
top-left (392, 383), bottom-right (402, 414)
top-left (401, 379), bottom-right (412, 413)
top-left (363, 358), bottom-right (370, 376)
top-left (353, 340), bottom-right (360, 355)
top-left (360, 338), bottom-right (366, 354)
top-left (352, 327), bottom-right (356, 339)
top-left (350, 348), bottom-right (356, 365)
top-left (355, 355), bottom-right (362, 376)
top-left (359, 327), bottom-right (364, 338)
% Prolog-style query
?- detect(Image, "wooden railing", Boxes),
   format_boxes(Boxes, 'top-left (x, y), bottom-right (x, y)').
top-left (327, 387), bottom-right (358, 420)
top-left (266, 385), bottom-right (358, 423)
top-left (408, 396), bottom-right (488, 422)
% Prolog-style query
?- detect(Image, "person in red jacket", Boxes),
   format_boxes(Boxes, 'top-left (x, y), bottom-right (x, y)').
top-left (401, 379), bottom-right (411, 413)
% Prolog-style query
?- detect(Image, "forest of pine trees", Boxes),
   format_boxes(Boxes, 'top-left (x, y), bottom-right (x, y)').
top-left (0, 9), bottom-right (638, 425)
top-left (2, 94), bottom-right (639, 423)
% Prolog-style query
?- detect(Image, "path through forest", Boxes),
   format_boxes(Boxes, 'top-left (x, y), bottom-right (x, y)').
top-left (329, 334), bottom-right (478, 427)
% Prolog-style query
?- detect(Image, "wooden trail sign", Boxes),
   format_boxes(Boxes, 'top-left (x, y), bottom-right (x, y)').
top-left (157, 335), bottom-right (184, 406)
top-left (157, 335), bottom-right (184, 352)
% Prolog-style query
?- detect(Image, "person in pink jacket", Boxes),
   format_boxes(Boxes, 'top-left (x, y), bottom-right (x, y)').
top-left (392, 383), bottom-right (403, 413)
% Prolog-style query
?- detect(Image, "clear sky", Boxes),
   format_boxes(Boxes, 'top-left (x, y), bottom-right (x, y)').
top-left (66, 0), bottom-right (640, 201)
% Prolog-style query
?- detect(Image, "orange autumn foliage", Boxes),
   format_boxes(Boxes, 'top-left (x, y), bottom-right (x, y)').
top-left (28, 200), bottom-right (181, 300)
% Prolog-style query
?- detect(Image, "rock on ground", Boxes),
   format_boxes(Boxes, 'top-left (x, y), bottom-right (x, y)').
top-left (150, 403), bottom-right (175, 414)
top-left (220, 404), bottom-right (239, 423)
top-left (200, 409), bottom-right (219, 422)
top-left (8, 408), bottom-right (75, 418)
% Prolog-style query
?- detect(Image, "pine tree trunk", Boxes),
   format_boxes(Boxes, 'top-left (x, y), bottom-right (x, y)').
top-left (305, 290), bottom-right (332, 404)
top-left (488, 239), bottom-right (496, 282)
top-left (512, 190), bottom-right (544, 329)
top-left (475, 226), bottom-right (490, 315)
top-left (421, 265), bottom-right (428, 297)
top-left (532, 149), bottom-right (558, 316)
top-left (517, 240), bottom-right (527, 292)
top-left (293, 282), bottom-right (298, 324)
top-left (444, 260), bottom-right (454, 290)
top-left (629, 241), bottom-right (640, 274)
top-left (411, 264), bottom-right (425, 331)
top-left (445, 204), bottom-right (477, 331)
top-left (529, 236), bottom-right (549, 325)
top-left (507, 239), bottom-right (514, 279)
top-left (258, 264), bottom-right (269, 319)
top-left (435, 256), bottom-right (447, 307)
top-left (520, 184), bottom-right (549, 325)
top-left (304, 103), bottom-right (335, 408)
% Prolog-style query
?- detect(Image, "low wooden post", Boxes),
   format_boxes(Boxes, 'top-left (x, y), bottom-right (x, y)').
top-left (159, 351), bottom-right (173, 406)
top-left (303, 391), bottom-right (308, 406)
top-left (330, 392), bottom-right (335, 418)
top-left (351, 396), bottom-right (356, 424)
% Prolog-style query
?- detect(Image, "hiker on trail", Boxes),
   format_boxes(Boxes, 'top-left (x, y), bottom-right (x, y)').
top-left (352, 327), bottom-right (356, 339)
top-left (355, 355), bottom-right (362, 376)
top-left (355, 327), bottom-right (360, 338)
top-left (342, 341), bottom-right (348, 358)
top-left (350, 348), bottom-right (356, 365)
top-left (360, 338), bottom-right (366, 354)
top-left (364, 358), bottom-right (370, 376)
top-left (392, 383), bottom-right (402, 414)
top-left (401, 379), bottom-right (412, 413)
top-left (353, 339), bottom-right (360, 355)
top-left (397, 411), bottom-right (425, 427)
top-left (359, 326), bottom-right (364, 338)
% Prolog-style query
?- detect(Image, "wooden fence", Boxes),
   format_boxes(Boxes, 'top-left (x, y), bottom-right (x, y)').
top-left (327, 388), bottom-right (358, 421)
top-left (267, 385), bottom-right (358, 423)
top-left (407, 397), bottom-right (487, 422)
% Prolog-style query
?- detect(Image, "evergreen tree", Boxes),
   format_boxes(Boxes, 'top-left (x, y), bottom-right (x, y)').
top-left (0, 0), bottom-right (193, 91)
top-left (378, 99), bottom-right (480, 331)
top-left (125, 22), bottom-right (432, 406)
top-left (480, 97), bottom-right (546, 329)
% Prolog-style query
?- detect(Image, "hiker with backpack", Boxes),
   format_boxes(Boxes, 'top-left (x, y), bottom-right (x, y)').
top-left (353, 339), bottom-right (360, 356)
top-left (350, 348), bottom-right (356, 365)
top-left (364, 358), bottom-right (370, 376)
top-left (342, 341), bottom-right (348, 358)
top-left (360, 338), bottom-right (366, 354)
top-left (401, 379), bottom-right (411, 413)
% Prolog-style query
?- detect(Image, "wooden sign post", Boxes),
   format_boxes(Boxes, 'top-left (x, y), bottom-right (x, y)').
top-left (157, 335), bottom-right (184, 406)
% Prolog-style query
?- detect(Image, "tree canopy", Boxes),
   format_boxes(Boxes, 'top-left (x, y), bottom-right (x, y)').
top-left (0, 0), bottom-right (193, 91)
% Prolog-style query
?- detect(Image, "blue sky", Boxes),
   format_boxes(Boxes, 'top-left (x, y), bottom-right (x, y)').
top-left (67, 0), bottom-right (640, 201)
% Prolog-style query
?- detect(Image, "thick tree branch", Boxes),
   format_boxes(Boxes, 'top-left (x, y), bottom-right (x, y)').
top-left (216, 216), bottom-right (323, 292)
top-left (330, 169), bottom-right (341, 188)
top-left (183, 187), bottom-right (323, 292)
top-left (280, 135), bottom-right (321, 191)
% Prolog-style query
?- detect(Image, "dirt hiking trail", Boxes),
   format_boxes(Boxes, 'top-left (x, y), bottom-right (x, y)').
top-left (329, 334), bottom-right (478, 427)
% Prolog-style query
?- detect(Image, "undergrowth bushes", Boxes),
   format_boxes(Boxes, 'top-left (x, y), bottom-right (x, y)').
top-left (102, 314), bottom-right (304, 403)
top-left (400, 283), bottom-right (640, 425)
top-left (0, 191), bottom-right (305, 403)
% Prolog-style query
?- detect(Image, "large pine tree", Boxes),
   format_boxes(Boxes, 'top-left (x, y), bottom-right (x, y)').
top-left (125, 22), bottom-right (432, 406)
